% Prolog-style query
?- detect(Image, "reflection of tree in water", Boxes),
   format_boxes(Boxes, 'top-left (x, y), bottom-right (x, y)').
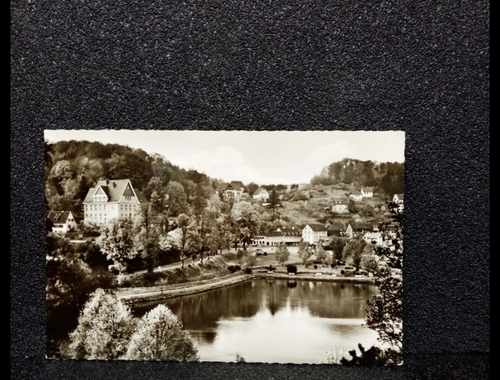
top-left (132, 280), bottom-right (379, 343)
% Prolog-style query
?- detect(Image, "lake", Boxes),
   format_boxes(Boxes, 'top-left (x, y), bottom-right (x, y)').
top-left (132, 279), bottom-right (380, 364)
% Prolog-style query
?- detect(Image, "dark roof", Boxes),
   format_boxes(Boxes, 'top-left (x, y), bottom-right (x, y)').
top-left (253, 187), bottom-right (268, 196)
top-left (267, 231), bottom-right (285, 237)
top-left (362, 187), bottom-right (374, 192)
top-left (83, 179), bottom-right (147, 204)
top-left (306, 223), bottom-right (327, 232)
top-left (47, 211), bottom-right (72, 224)
top-left (276, 227), bottom-right (301, 236)
top-left (332, 197), bottom-right (348, 204)
top-left (134, 189), bottom-right (148, 203)
top-left (230, 181), bottom-right (246, 191)
top-left (216, 182), bottom-right (230, 191)
top-left (350, 192), bottom-right (362, 196)
top-left (330, 222), bottom-right (347, 230)
top-left (349, 222), bottom-right (373, 230)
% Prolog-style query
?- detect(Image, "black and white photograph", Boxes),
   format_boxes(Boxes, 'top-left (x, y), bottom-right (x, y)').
top-left (44, 130), bottom-right (404, 365)
top-left (12, 1), bottom-right (489, 379)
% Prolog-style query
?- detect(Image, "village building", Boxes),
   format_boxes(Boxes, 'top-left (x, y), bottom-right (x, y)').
top-left (47, 211), bottom-right (78, 234)
top-left (363, 231), bottom-right (383, 246)
top-left (346, 221), bottom-right (374, 239)
top-left (252, 187), bottom-right (269, 201)
top-left (302, 223), bottom-right (328, 245)
top-left (331, 197), bottom-right (349, 213)
top-left (82, 179), bottom-right (148, 226)
top-left (361, 187), bottom-right (374, 198)
top-left (216, 181), bottom-right (248, 201)
top-left (349, 192), bottom-right (363, 202)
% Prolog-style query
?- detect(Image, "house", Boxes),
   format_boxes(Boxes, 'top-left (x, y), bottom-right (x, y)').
top-left (276, 226), bottom-right (302, 245)
top-left (393, 193), bottom-right (404, 204)
top-left (363, 232), bottom-right (383, 246)
top-left (331, 197), bottom-right (349, 213)
top-left (216, 181), bottom-right (246, 201)
top-left (251, 227), bottom-right (302, 246)
top-left (47, 211), bottom-right (78, 234)
top-left (393, 193), bottom-right (404, 211)
top-left (302, 223), bottom-right (328, 245)
top-left (349, 192), bottom-right (363, 202)
top-left (253, 187), bottom-right (269, 201)
top-left (346, 221), bottom-right (374, 239)
top-left (327, 221), bottom-right (348, 237)
top-left (361, 187), bottom-right (374, 198)
top-left (82, 179), bottom-right (149, 226)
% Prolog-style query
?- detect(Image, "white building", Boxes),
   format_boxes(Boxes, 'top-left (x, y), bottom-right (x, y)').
top-left (361, 187), bottom-right (374, 198)
top-left (302, 223), bottom-right (328, 245)
top-left (331, 197), bottom-right (349, 213)
top-left (252, 187), bottom-right (269, 201)
top-left (82, 179), bottom-right (148, 226)
top-left (47, 211), bottom-right (78, 233)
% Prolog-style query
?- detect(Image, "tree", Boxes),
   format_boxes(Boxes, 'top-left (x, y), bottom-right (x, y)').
top-left (246, 182), bottom-right (259, 196)
top-left (275, 243), bottom-right (290, 266)
top-left (46, 233), bottom-right (114, 356)
top-left (166, 181), bottom-right (189, 217)
top-left (231, 201), bottom-right (260, 249)
top-left (298, 241), bottom-right (312, 267)
top-left (67, 289), bottom-right (137, 360)
top-left (315, 245), bottom-right (327, 264)
top-left (95, 219), bottom-right (137, 274)
top-left (268, 189), bottom-right (280, 222)
top-left (364, 201), bottom-right (403, 363)
top-left (133, 205), bottom-right (161, 273)
top-left (125, 304), bottom-right (199, 362)
top-left (331, 237), bottom-right (346, 261)
top-left (165, 213), bottom-right (195, 268)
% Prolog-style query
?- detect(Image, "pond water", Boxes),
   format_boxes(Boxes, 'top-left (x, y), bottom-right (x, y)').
top-left (132, 279), bottom-right (380, 364)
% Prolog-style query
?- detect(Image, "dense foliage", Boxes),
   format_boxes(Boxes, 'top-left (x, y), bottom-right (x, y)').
top-left (310, 158), bottom-right (404, 197)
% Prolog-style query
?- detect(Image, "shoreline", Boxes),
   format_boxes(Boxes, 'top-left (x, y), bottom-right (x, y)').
top-left (118, 271), bottom-right (376, 306)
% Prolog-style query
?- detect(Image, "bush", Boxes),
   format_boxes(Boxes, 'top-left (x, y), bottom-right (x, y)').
top-left (330, 263), bottom-right (336, 268)
top-left (227, 265), bottom-right (241, 273)
top-left (314, 265), bottom-right (318, 269)
top-left (263, 252), bottom-right (267, 256)
top-left (340, 270), bottom-right (345, 275)
top-left (286, 265), bottom-right (297, 274)
top-left (243, 267), bottom-right (252, 274)
top-left (267, 265), bottom-right (275, 271)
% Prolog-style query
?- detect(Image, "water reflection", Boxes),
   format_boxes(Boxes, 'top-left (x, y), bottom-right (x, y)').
top-left (132, 279), bottom-right (379, 363)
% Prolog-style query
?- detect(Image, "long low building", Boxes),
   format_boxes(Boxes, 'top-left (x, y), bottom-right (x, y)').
top-left (252, 227), bottom-right (302, 246)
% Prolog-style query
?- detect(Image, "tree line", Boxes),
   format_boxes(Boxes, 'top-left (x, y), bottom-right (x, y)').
top-left (310, 158), bottom-right (404, 196)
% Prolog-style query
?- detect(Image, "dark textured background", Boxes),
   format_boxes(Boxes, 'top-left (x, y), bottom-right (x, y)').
top-left (11, 1), bottom-right (489, 379)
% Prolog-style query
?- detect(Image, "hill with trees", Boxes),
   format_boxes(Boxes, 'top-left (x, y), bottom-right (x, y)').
top-left (310, 158), bottom-right (404, 197)
top-left (44, 140), bottom-right (219, 216)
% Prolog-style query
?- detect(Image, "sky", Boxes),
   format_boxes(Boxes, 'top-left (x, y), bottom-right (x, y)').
top-left (44, 130), bottom-right (405, 185)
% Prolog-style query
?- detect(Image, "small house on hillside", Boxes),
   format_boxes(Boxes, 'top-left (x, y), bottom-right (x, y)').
top-left (361, 187), bottom-right (374, 198)
top-left (216, 181), bottom-right (247, 201)
top-left (331, 197), bottom-right (349, 213)
top-left (253, 187), bottom-right (269, 201)
top-left (349, 192), bottom-right (363, 202)
top-left (47, 211), bottom-right (78, 234)
top-left (393, 193), bottom-right (404, 204)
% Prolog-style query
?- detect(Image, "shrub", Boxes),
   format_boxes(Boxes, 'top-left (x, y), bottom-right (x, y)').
top-left (243, 267), bottom-right (252, 274)
top-left (227, 265), bottom-right (241, 273)
top-left (263, 252), bottom-right (267, 256)
top-left (340, 270), bottom-right (345, 275)
top-left (314, 265), bottom-right (318, 269)
top-left (330, 263), bottom-right (336, 268)
top-left (286, 265), bottom-right (297, 274)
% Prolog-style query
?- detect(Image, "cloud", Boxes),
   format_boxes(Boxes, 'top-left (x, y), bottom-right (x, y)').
top-left (173, 146), bottom-right (264, 184)
top-left (307, 139), bottom-right (359, 163)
